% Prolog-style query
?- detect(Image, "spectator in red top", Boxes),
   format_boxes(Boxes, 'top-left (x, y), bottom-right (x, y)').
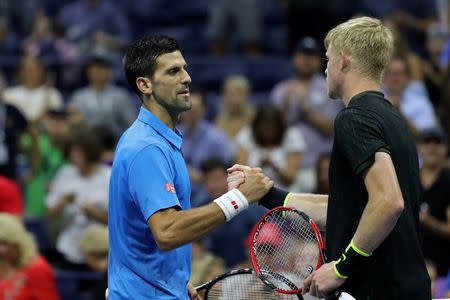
top-left (0, 213), bottom-right (59, 300)
top-left (0, 176), bottom-right (23, 216)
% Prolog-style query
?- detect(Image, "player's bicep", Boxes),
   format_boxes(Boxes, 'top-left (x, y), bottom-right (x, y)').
top-left (128, 146), bottom-right (181, 221)
top-left (363, 152), bottom-right (403, 209)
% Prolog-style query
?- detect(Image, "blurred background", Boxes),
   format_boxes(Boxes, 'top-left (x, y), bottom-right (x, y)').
top-left (0, 0), bottom-right (449, 299)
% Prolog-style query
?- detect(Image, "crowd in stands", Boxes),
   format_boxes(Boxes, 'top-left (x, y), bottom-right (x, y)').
top-left (0, 0), bottom-right (449, 298)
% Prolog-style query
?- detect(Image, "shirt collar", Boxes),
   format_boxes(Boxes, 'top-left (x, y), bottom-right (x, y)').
top-left (137, 106), bottom-right (183, 150)
top-left (348, 90), bottom-right (384, 106)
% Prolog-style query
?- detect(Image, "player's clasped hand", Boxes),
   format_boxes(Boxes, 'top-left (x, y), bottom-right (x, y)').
top-left (226, 164), bottom-right (274, 203)
top-left (303, 261), bottom-right (346, 298)
top-left (226, 164), bottom-right (250, 190)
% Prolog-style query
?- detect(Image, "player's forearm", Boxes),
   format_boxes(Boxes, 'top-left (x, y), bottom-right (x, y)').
top-left (153, 203), bottom-right (225, 251)
top-left (351, 193), bottom-right (404, 254)
top-left (286, 193), bottom-right (328, 230)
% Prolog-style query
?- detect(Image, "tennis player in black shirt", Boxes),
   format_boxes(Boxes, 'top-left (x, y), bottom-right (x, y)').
top-left (228, 16), bottom-right (431, 299)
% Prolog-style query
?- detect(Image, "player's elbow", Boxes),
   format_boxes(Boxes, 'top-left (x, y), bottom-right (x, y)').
top-left (387, 194), bottom-right (404, 218)
top-left (154, 230), bottom-right (179, 251)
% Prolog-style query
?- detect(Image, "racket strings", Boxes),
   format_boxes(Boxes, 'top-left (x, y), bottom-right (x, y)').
top-left (254, 211), bottom-right (320, 291)
top-left (206, 272), bottom-right (297, 299)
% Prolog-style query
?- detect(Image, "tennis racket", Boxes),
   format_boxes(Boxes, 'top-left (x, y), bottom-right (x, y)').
top-left (195, 268), bottom-right (302, 300)
top-left (250, 206), bottom-right (353, 299)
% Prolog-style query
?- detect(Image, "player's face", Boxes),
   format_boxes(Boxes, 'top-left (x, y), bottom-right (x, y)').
top-left (150, 51), bottom-right (192, 114)
top-left (324, 48), bottom-right (342, 100)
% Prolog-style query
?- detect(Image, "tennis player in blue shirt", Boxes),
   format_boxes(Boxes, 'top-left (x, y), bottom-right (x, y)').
top-left (107, 35), bottom-right (274, 299)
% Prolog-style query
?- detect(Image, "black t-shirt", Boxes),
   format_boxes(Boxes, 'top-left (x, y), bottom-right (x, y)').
top-left (327, 91), bottom-right (431, 300)
top-left (421, 168), bottom-right (450, 276)
top-left (0, 103), bottom-right (28, 180)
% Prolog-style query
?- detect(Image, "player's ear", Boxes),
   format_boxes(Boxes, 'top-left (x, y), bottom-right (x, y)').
top-left (339, 51), bottom-right (350, 72)
top-left (136, 76), bottom-right (153, 96)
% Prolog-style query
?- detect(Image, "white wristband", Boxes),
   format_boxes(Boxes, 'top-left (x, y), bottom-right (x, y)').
top-left (214, 189), bottom-right (249, 222)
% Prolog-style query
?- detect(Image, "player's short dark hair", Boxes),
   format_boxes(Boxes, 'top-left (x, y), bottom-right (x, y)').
top-left (123, 35), bottom-right (181, 100)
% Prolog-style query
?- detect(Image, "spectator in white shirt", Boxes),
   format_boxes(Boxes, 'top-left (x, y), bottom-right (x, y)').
top-left (235, 105), bottom-right (305, 190)
top-left (46, 129), bottom-right (110, 268)
top-left (2, 55), bottom-right (63, 122)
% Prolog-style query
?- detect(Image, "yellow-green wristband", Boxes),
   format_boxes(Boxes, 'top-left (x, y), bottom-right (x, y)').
top-left (333, 260), bottom-right (348, 279)
top-left (334, 240), bottom-right (372, 278)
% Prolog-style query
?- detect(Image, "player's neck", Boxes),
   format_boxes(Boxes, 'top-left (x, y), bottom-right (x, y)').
top-left (143, 101), bottom-right (178, 130)
top-left (341, 74), bottom-right (381, 107)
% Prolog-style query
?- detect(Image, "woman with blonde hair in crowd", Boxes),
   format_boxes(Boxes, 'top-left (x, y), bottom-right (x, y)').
top-left (0, 213), bottom-right (59, 299)
top-left (215, 74), bottom-right (255, 141)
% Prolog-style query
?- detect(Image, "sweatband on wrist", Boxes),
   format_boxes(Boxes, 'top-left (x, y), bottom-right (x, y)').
top-left (214, 189), bottom-right (249, 222)
top-left (258, 187), bottom-right (290, 209)
top-left (334, 240), bottom-right (372, 279)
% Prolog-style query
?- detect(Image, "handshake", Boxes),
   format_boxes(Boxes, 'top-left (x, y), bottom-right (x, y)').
top-left (226, 164), bottom-right (274, 204)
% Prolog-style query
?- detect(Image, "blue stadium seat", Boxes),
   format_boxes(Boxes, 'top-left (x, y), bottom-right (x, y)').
top-left (188, 56), bottom-right (247, 91)
top-left (144, 26), bottom-right (208, 53)
top-left (24, 217), bottom-right (51, 253)
top-left (246, 56), bottom-right (293, 91)
top-left (54, 270), bottom-right (103, 300)
top-left (251, 91), bottom-right (271, 106)
top-left (262, 26), bottom-right (289, 54)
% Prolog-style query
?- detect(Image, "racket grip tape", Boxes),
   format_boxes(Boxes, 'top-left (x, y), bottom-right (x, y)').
top-left (334, 240), bottom-right (372, 279)
top-left (258, 186), bottom-right (290, 209)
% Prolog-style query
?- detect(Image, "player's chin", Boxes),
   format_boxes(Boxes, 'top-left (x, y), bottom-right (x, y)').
top-left (176, 98), bottom-right (192, 111)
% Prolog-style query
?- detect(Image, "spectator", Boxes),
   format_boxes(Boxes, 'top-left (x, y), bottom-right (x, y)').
top-left (21, 109), bottom-right (69, 217)
top-left (190, 239), bottom-right (225, 287)
top-left (68, 51), bottom-right (136, 138)
top-left (57, 0), bottom-right (131, 52)
top-left (2, 55), bottom-right (63, 123)
top-left (200, 159), bottom-right (265, 267)
top-left (79, 223), bottom-right (108, 300)
top-left (46, 129), bottom-right (110, 269)
top-left (361, 0), bottom-right (437, 55)
top-left (0, 213), bottom-right (60, 300)
top-left (179, 88), bottom-right (234, 200)
top-left (271, 37), bottom-right (342, 191)
top-left (418, 127), bottom-right (450, 277)
top-left (382, 17), bottom-right (424, 81)
top-left (235, 105), bottom-right (305, 190)
top-left (92, 126), bottom-right (116, 166)
top-left (21, 11), bottom-right (80, 88)
top-left (22, 12), bottom-right (59, 65)
top-left (383, 55), bottom-right (438, 134)
top-left (315, 153), bottom-right (331, 195)
top-left (425, 260), bottom-right (437, 299)
top-left (206, 0), bottom-right (262, 55)
top-left (215, 75), bottom-right (255, 141)
top-left (0, 19), bottom-right (21, 82)
top-left (0, 72), bottom-right (30, 180)
top-left (0, 176), bottom-right (23, 216)
top-left (422, 23), bottom-right (448, 106)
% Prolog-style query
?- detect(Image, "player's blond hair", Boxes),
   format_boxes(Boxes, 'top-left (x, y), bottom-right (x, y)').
top-left (325, 16), bottom-right (394, 82)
